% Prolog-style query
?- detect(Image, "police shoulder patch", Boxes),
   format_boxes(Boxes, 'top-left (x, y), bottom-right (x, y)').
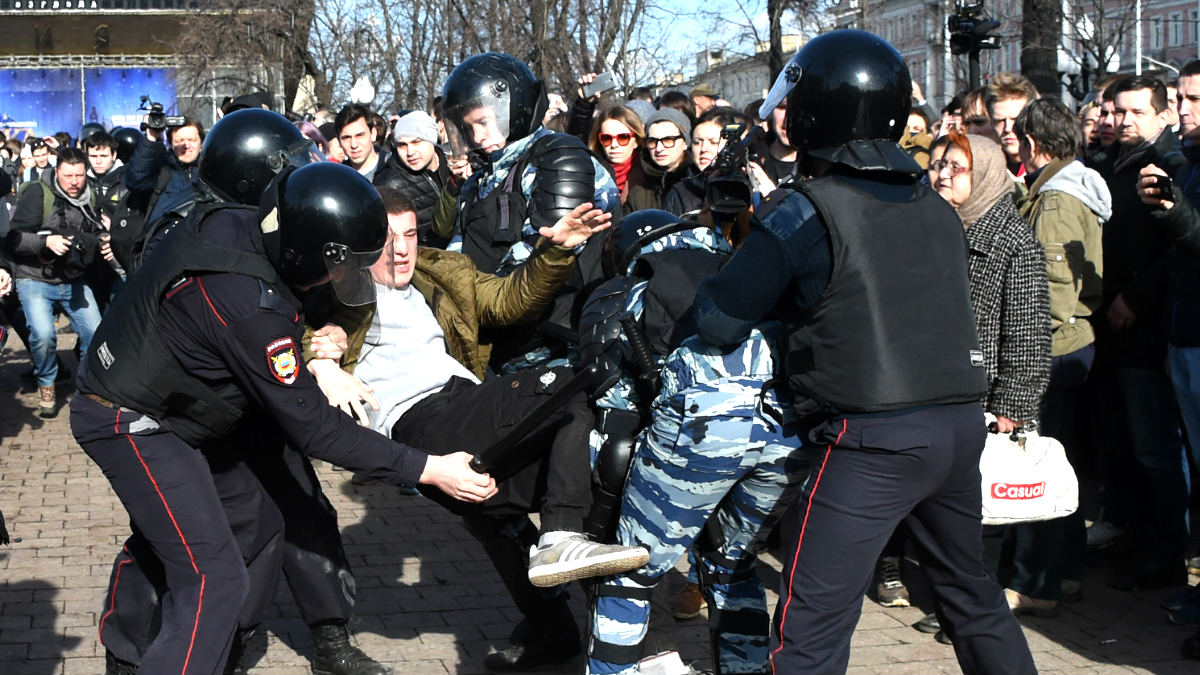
top-left (266, 336), bottom-right (300, 384)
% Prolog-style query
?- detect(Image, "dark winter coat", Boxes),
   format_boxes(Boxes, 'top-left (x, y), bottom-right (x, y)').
top-left (373, 147), bottom-right (453, 249)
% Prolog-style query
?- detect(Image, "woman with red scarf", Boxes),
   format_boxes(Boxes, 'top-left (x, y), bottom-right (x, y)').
top-left (587, 105), bottom-right (644, 205)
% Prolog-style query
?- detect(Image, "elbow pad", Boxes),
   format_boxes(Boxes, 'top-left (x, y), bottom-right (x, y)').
top-left (528, 133), bottom-right (597, 231)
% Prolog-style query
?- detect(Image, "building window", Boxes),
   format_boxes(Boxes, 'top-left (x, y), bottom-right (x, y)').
top-left (1171, 13), bottom-right (1183, 47)
top-left (1152, 16), bottom-right (1163, 51)
top-left (1192, 10), bottom-right (1198, 44)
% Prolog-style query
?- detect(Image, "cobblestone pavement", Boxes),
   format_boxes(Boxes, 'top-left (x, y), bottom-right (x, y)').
top-left (2, 334), bottom-right (1199, 674)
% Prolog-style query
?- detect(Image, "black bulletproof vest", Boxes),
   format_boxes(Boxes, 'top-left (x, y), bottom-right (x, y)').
top-left (459, 139), bottom-right (546, 275)
top-left (85, 204), bottom-right (278, 445)
top-left (633, 248), bottom-right (729, 355)
top-left (784, 175), bottom-right (986, 416)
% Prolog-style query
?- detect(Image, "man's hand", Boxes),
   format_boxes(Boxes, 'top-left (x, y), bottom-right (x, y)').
top-left (912, 81), bottom-right (925, 103)
top-left (448, 156), bottom-right (473, 184)
top-left (311, 323), bottom-right (349, 361)
top-left (100, 238), bottom-right (116, 264)
top-left (45, 234), bottom-right (73, 256)
top-left (747, 161), bottom-right (776, 194)
top-left (1107, 293), bottom-right (1137, 331)
top-left (539, 202), bottom-right (612, 249)
top-left (144, 121), bottom-right (163, 143)
top-left (0, 268), bottom-right (12, 297)
top-left (420, 452), bottom-right (498, 502)
top-left (1137, 164), bottom-right (1175, 209)
top-left (307, 358), bottom-right (379, 424)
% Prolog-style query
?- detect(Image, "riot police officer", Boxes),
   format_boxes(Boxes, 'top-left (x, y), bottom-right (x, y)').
top-left (95, 110), bottom-right (404, 675)
top-left (692, 30), bottom-right (1038, 674)
top-left (71, 161), bottom-right (495, 675)
top-left (434, 52), bottom-right (621, 671)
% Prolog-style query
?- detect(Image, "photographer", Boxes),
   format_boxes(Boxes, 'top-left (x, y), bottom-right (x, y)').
top-left (663, 106), bottom-right (748, 215)
top-left (124, 107), bottom-right (206, 237)
top-left (5, 147), bottom-right (104, 418)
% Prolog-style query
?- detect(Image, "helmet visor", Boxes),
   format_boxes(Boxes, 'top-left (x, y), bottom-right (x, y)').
top-left (323, 242), bottom-right (384, 307)
top-left (444, 92), bottom-right (512, 156)
top-left (272, 138), bottom-right (322, 173)
top-left (759, 62), bottom-right (803, 120)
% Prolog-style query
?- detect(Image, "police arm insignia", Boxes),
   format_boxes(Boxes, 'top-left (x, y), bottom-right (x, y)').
top-left (266, 337), bottom-right (300, 385)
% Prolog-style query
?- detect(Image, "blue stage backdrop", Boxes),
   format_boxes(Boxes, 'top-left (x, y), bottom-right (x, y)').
top-left (0, 69), bottom-right (81, 143)
top-left (0, 68), bottom-right (177, 142)
top-left (84, 68), bottom-right (178, 131)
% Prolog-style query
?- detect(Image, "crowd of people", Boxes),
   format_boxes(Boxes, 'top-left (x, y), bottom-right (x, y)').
top-left (2, 25), bottom-right (1200, 675)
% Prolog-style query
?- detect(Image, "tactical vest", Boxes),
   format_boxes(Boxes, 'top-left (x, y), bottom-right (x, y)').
top-left (85, 204), bottom-right (279, 445)
top-left (458, 138), bottom-right (548, 275)
top-left (782, 176), bottom-right (986, 416)
top-left (631, 249), bottom-right (729, 355)
top-left (579, 244), bottom-right (730, 400)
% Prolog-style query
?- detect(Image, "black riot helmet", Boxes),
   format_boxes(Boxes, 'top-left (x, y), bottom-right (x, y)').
top-left (441, 53), bottom-right (548, 158)
top-left (79, 123), bottom-right (106, 144)
top-left (602, 209), bottom-right (715, 278)
top-left (760, 30), bottom-right (914, 170)
top-left (199, 108), bottom-right (322, 206)
top-left (258, 163), bottom-right (387, 306)
top-left (111, 127), bottom-right (141, 164)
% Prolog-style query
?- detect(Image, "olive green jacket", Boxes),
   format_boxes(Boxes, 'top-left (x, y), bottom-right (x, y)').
top-left (1017, 158), bottom-right (1110, 357)
top-left (307, 241), bottom-right (575, 380)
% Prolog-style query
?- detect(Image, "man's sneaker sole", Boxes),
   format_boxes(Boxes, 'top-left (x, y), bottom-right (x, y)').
top-left (528, 547), bottom-right (649, 587)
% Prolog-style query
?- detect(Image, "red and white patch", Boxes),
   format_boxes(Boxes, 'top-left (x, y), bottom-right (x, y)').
top-left (266, 337), bottom-right (299, 384)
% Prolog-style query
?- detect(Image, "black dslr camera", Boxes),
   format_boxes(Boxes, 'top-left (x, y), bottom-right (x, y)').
top-left (140, 95), bottom-right (187, 131)
top-left (62, 233), bottom-right (98, 277)
top-left (704, 123), bottom-right (766, 215)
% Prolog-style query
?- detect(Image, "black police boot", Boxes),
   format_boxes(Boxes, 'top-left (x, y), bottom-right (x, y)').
top-left (310, 621), bottom-right (391, 675)
top-left (223, 627), bottom-right (257, 675)
top-left (104, 649), bottom-right (138, 675)
top-left (482, 617), bottom-right (582, 671)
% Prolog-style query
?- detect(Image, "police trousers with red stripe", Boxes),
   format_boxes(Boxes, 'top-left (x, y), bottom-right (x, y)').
top-left (71, 395), bottom-right (285, 674)
top-left (770, 403), bottom-right (1037, 675)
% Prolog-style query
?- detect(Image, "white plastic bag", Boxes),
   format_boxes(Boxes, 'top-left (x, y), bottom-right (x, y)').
top-left (979, 414), bottom-right (1079, 525)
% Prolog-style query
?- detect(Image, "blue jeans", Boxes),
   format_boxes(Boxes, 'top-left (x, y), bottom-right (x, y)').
top-left (1117, 366), bottom-right (1189, 565)
top-left (1170, 344), bottom-right (1200, 474)
top-left (14, 278), bottom-right (101, 387)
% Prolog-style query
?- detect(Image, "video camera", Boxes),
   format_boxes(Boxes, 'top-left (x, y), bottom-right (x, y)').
top-left (947, 0), bottom-right (1001, 55)
top-left (139, 95), bottom-right (187, 131)
top-left (704, 122), bottom-right (766, 215)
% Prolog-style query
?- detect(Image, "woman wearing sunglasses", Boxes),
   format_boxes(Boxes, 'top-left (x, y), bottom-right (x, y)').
top-left (627, 108), bottom-right (695, 213)
top-left (587, 105), bottom-right (645, 206)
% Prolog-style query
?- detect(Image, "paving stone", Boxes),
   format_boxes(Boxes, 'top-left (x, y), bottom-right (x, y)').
top-left (2, 338), bottom-right (1199, 675)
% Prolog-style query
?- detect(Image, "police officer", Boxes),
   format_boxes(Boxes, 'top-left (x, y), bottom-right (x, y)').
top-left (581, 210), bottom-right (807, 675)
top-left (433, 53), bottom-right (621, 671)
top-left (437, 52), bottom-right (619, 370)
top-left (96, 110), bottom-right (401, 675)
top-left (691, 30), bottom-right (1037, 674)
top-left (71, 161), bottom-right (496, 675)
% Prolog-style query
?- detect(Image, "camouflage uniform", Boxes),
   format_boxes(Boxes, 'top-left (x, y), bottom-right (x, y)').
top-left (587, 322), bottom-right (810, 675)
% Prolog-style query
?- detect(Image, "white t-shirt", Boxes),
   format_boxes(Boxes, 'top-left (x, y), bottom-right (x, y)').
top-left (356, 283), bottom-right (480, 436)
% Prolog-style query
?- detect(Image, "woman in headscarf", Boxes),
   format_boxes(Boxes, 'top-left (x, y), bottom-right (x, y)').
top-left (898, 132), bottom-right (1052, 640)
top-left (930, 131), bottom-right (1052, 431)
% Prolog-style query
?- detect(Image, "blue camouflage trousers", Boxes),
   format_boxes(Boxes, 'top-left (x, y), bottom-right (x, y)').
top-left (587, 376), bottom-right (807, 675)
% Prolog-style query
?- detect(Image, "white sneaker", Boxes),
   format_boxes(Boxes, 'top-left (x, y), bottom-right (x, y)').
top-left (527, 535), bottom-right (649, 587)
top-left (1086, 521), bottom-right (1124, 549)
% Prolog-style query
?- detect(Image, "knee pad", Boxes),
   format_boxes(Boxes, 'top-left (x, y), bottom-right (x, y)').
top-left (583, 408), bottom-right (643, 542)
